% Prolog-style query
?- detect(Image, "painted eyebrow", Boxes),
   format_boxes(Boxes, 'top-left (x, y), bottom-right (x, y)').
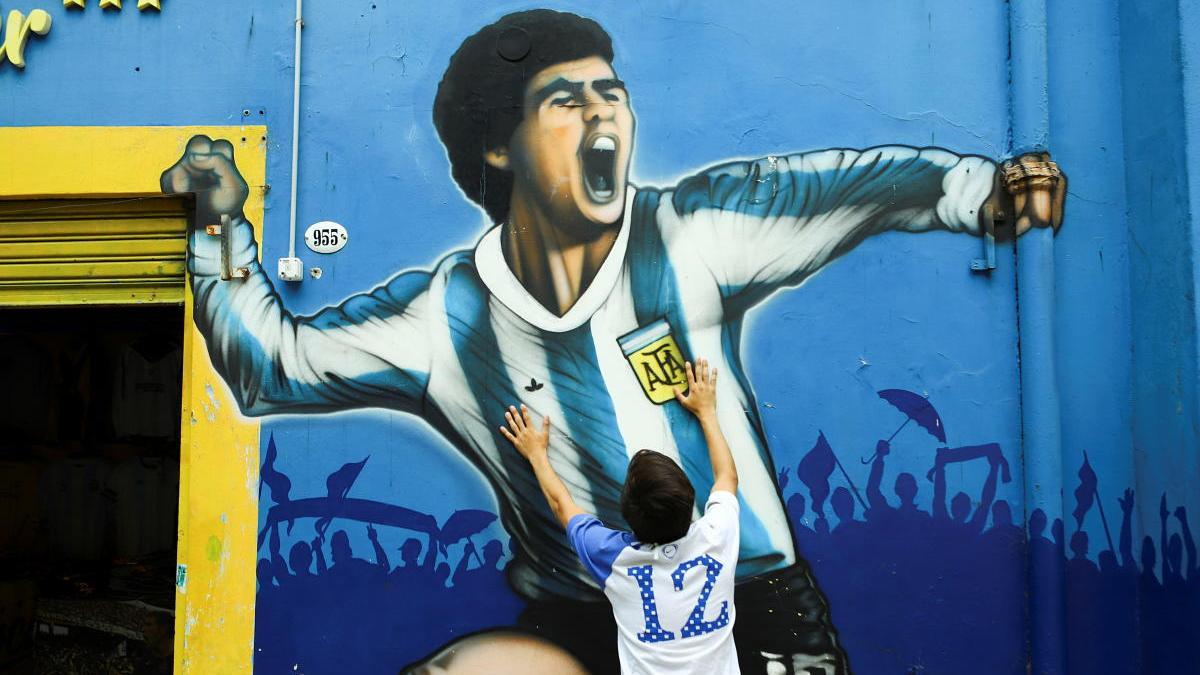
top-left (531, 77), bottom-right (628, 106)
top-left (531, 77), bottom-right (584, 106)
top-left (592, 78), bottom-right (627, 94)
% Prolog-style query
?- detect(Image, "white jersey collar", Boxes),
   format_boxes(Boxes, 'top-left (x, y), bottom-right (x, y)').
top-left (474, 186), bottom-right (636, 333)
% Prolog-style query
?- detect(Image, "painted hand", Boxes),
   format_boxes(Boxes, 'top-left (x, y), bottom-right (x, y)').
top-left (986, 151), bottom-right (1066, 238)
top-left (673, 357), bottom-right (718, 419)
top-left (160, 134), bottom-right (250, 225)
top-left (1119, 488), bottom-right (1135, 515)
top-left (499, 404), bottom-right (551, 463)
top-left (1160, 493), bottom-right (1169, 521)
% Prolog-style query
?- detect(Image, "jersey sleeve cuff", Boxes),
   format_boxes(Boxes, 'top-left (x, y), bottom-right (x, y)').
top-left (936, 156), bottom-right (996, 234)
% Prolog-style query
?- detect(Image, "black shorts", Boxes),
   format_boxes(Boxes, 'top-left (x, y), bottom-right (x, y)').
top-left (518, 563), bottom-right (850, 675)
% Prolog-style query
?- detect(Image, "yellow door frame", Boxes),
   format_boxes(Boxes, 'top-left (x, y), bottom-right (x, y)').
top-left (0, 126), bottom-right (265, 674)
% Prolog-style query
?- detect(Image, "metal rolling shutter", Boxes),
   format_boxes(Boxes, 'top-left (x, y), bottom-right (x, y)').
top-left (0, 197), bottom-right (189, 306)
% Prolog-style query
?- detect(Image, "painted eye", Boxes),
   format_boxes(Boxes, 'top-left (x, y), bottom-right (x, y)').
top-left (551, 97), bottom-right (574, 107)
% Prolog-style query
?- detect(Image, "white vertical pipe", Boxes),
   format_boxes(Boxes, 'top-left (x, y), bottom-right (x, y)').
top-left (288, 0), bottom-right (303, 259)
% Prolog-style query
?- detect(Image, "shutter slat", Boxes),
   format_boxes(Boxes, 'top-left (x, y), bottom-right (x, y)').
top-left (0, 198), bottom-right (188, 306)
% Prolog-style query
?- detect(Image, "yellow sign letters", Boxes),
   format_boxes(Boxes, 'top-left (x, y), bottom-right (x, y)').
top-left (0, 7), bottom-right (51, 69)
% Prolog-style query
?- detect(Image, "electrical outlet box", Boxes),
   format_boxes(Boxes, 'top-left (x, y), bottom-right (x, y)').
top-left (278, 257), bottom-right (304, 282)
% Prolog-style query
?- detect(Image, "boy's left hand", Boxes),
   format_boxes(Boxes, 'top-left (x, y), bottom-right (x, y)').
top-left (500, 404), bottom-right (551, 463)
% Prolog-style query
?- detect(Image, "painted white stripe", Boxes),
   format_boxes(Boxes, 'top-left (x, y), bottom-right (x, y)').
top-left (659, 200), bottom-right (796, 565)
top-left (590, 271), bottom-right (680, 464)
top-left (422, 264), bottom-right (512, 494)
top-left (490, 305), bottom-right (601, 516)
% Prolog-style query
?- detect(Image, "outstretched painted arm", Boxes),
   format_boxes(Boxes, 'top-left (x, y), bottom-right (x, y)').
top-left (313, 537), bottom-right (328, 575)
top-left (421, 536), bottom-right (437, 572)
top-left (669, 146), bottom-right (999, 312)
top-left (1176, 506), bottom-right (1196, 578)
top-left (368, 525), bottom-right (389, 573)
top-left (671, 148), bottom-right (1066, 312)
top-left (1118, 489), bottom-right (1135, 569)
top-left (452, 542), bottom-right (475, 582)
top-left (1161, 495), bottom-right (1173, 576)
top-left (932, 451), bottom-right (949, 521)
top-left (967, 455), bottom-right (1002, 535)
top-left (162, 136), bottom-right (433, 416)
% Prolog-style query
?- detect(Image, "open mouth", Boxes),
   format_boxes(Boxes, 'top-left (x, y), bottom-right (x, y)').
top-left (581, 135), bottom-right (617, 203)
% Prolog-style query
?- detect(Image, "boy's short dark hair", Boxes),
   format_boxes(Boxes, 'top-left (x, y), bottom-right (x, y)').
top-left (432, 9), bottom-right (615, 225)
top-left (621, 449), bottom-right (695, 544)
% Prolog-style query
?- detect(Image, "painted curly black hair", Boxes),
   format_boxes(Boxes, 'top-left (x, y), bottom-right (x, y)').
top-left (432, 9), bottom-right (614, 224)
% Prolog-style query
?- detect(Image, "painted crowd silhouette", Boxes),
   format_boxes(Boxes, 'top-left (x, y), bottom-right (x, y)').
top-left (779, 388), bottom-right (1199, 674)
top-left (253, 436), bottom-right (523, 673)
top-left (253, 390), bottom-right (1199, 674)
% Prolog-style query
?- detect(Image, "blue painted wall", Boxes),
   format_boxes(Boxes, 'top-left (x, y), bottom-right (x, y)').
top-left (4, 1), bottom-right (1198, 673)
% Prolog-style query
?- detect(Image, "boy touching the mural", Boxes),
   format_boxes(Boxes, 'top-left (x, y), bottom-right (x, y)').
top-left (500, 358), bottom-right (741, 675)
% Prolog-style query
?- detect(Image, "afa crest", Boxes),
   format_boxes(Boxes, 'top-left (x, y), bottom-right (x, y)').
top-left (618, 319), bottom-right (688, 404)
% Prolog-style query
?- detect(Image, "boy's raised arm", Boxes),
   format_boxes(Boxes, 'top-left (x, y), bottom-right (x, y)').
top-left (674, 358), bottom-right (738, 496)
top-left (500, 405), bottom-right (587, 529)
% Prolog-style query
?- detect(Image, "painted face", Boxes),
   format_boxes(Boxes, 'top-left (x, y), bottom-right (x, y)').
top-left (499, 56), bottom-right (635, 235)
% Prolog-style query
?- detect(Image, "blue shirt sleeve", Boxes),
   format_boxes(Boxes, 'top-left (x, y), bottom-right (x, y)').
top-left (567, 514), bottom-right (632, 589)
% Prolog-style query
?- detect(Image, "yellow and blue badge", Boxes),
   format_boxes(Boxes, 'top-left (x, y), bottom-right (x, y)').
top-left (618, 318), bottom-right (688, 404)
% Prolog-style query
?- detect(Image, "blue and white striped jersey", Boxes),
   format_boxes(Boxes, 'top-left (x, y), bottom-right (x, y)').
top-left (191, 146), bottom-right (995, 601)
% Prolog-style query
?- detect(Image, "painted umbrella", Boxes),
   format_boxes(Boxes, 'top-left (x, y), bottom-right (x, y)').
top-left (441, 509), bottom-right (498, 543)
top-left (862, 389), bottom-right (947, 463)
top-left (441, 509), bottom-right (499, 565)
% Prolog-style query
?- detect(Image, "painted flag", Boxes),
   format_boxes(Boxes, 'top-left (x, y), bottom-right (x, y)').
top-left (798, 431), bottom-right (836, 516)
top-left (259, 433), bottom-right (292, 506)
top-left (316, 456), bottom-right (370, 537)
top-left (1072, 454), bottom-right (1097, 528)
top-left (326, 456), bottom-right (370, 501)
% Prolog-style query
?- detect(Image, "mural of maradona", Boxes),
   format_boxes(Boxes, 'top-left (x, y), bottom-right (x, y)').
top-left (160, 9), bottom-right (1065, 675)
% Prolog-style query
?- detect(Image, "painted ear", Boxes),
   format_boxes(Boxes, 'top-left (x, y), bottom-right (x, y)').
top-left (483, 147), bottom-right (510, 171)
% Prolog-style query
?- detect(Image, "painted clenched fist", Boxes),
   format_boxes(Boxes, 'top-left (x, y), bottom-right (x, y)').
top-left (159, 135), bottom-right (249, 225)
top-left (984, 151), bottom-right (1067, 238)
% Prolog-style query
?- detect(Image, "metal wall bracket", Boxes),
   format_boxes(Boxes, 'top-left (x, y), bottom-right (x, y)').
top-left (207, 214), bottom-right (249, 280)
top-left (971, 231), bottom-right (997, 273)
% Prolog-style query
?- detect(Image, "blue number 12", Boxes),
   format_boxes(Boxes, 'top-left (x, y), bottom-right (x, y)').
top-left (626, 554), bottom-right (729, 644)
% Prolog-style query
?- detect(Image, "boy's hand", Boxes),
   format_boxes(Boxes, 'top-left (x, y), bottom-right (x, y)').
top-left (674, 358), bottom-right (718, 420)
top-left (500, 404), bottom-right (585, 528)
top-left (499, 404), bottom-right (551, 463)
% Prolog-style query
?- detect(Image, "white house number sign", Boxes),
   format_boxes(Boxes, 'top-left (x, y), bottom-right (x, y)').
top-left (305, 221), bottom-right (348, 254)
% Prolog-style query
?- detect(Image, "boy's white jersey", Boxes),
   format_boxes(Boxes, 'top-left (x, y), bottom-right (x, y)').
top-left (569, 490), bottom-right (742, 675)
top-left (188, 146), bottom-right (995, 601)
